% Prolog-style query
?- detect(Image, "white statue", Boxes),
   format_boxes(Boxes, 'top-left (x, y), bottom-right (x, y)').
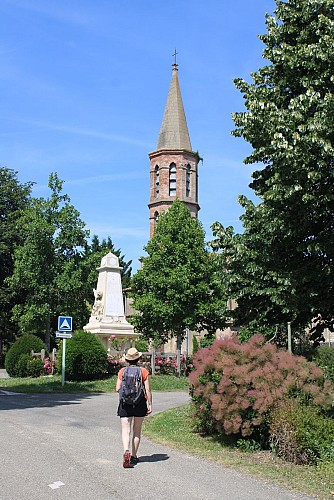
top-left (92, 289), bottom-right (104, 321)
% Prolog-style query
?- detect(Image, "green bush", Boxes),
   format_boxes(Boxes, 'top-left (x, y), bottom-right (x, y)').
top-left (269, 398), bottom-right (334, 465)
top-left (16, 354), bottom-right (33, 378)
top-left (135, 338), bottom-right (149, 353)
top-left (192, 336), bottom-right (200, 355)
top-left (314, 345), bottom-right (334, 383)
top-left (17, 354), bottom-right (44, 377)
top-left (5, 334), bottom-right (46, 377)
top-left (58, 330), bottom-right (108, 381)
top-left (15, 355), bottom-right (45, 378)
top-left (189, 334), bottom-right (334, 444)
top-left (27, 357), bottom-right (45, 377)
top-left (199, 334), bottom-right (215, 349)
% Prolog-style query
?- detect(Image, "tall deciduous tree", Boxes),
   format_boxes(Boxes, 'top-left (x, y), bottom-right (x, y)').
top-left (0, 168), bottom-right (32, 352)
top-left (215, 0), bottom-right (334, 339)
top-left (7, 173), bottom-right (89, 349)
top-left (131, 200), bottom-right (227, 357)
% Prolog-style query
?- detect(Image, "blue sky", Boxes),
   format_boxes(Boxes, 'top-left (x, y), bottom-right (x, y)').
top-left (1, 0), bottom-right (277, 272)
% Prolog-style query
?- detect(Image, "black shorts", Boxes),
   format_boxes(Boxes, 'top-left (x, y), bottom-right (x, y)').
top-left (117, 396), bottom-right (148, 417)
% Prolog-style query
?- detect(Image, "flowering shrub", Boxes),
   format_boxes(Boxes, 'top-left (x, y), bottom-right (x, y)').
top-left (140, 354), bottom-right (193, 376)
top-left (184, 356), bottom-right (194, 376)
top-left (190, 334), bottom-right (334, 441)
top-left (43, 357), bottom-right (57, 375)
top-left (107, 356), bottom-right (125, 376)
top-left (140, 353), bottom-right (152, 373)
top-left (106, 352), bottom-right (193, 377)
top-left (155, 356), bottom-right (178, 375)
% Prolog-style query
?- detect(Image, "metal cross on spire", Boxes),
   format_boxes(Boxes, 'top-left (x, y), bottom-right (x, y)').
top-left (172, 48), bottom-right (178, 65)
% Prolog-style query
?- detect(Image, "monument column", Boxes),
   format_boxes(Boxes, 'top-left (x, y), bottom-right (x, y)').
top-left (83, 252), bottom-right (138, 350)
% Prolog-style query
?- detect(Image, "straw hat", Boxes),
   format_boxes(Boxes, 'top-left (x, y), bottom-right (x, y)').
top-left (125, 347), bottom-right (142, 361)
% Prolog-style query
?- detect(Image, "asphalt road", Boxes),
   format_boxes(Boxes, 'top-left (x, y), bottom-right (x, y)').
top-left (0, 389), bottom-right (313, 500)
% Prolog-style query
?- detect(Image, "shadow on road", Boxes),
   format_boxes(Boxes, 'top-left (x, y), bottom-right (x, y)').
top-left (0, 392), bottom-right (102, 411)
top-left (138, 453), bottom-right (169, 463)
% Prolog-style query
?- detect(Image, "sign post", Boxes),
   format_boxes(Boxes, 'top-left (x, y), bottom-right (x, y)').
top-left (287, 321), bottom-right (292, 354)
top-left (62, 337), bottom-right (67, 386)
top-left (57, 316), bottom-right (73, 386)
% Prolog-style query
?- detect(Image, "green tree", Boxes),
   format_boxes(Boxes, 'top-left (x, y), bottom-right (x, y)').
top-left (213, 0), bottom-right (334, 339)
top-left (131, 200), bottom-right (227, 361)
top-left (0, 168), bottom-right (32, 353)
top-left (7, 173), bottom-right (89, 349)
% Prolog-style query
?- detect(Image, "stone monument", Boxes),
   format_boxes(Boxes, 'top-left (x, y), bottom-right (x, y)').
top-left (83, 252), bottom-right (138, 351)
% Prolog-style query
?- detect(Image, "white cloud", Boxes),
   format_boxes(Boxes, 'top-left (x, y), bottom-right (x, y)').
top-left (86, 223), bottom-right (147, 239)
top-left (3, 116), bottom-right (150, 148)
top-left (66, 172), bottom-right (146, 186)
top-left (32, 172), bottom-right (146, 191)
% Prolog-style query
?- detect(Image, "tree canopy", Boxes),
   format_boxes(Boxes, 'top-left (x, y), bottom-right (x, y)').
top-left (212, 0), bottom-right (334, 340)
top-left (7, 173), bottom-right (89, 349)
top-left (0, 168), bottom-right (33, 350)
top-left (0, 169), bottom-right (133, 353)
top-left (131, 199), bottom-right (227, 348)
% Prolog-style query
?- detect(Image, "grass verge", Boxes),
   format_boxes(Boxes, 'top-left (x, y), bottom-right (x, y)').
top-left (0, 374), bottom-right (189, 393)
top-left (143, 403), bottom-right (334, 500)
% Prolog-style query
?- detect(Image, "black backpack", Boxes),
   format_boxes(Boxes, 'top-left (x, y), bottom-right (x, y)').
top-left (120, 366), bottom-right (144, 407)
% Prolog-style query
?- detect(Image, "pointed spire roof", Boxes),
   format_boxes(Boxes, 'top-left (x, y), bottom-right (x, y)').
top-left (157, 64), bottom-right (192, 151)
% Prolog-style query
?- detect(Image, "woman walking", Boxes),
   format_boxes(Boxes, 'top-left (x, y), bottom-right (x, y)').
top-left (116, 347), bottom-right (152, 468)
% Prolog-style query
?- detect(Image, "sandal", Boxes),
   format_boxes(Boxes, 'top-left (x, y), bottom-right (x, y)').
top-left (123, 450), bottom-right (132, 468)
top-left (130, 456), bottom-right (139, 465)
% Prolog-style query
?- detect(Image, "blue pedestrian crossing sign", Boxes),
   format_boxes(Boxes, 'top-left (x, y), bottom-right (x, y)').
top-left (58, 316), bottom-right (73, 332)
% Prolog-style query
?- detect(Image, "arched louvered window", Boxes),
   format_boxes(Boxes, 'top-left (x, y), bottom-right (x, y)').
top-left (186, 164), bottom-right (191, 197)
top-left (169, 163), bottom-right (176, 196)
top-left (154, 211), bottom-right (159, 227)
top-left (155, 165), bottom-right (160, 198)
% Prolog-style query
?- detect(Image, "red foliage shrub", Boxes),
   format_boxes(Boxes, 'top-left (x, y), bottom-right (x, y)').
top-left (189, 334), bottom-right (333, 439)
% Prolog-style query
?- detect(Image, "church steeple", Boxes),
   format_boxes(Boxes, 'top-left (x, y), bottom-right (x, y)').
top-left (148, 60), bottom-right (200, 238)
top-left (157, 63), bottom-right (192, 151)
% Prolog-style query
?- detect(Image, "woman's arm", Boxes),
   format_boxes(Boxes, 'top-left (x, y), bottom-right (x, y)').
top-left (116, 377), bottom-right (122, 392)
top-left (116, 368), bottom-right (123, 392)
top-left (144, 377), bottom-right (152, 414)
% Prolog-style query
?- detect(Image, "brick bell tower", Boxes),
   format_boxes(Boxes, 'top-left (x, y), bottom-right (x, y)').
top-left (148, 61), bottom-right (200, 238)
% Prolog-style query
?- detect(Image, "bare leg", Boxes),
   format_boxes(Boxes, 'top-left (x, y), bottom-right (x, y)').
top-left (132, 416), bottom-right (145, 457)
top-left (120, 417), bottom-right (133, 453)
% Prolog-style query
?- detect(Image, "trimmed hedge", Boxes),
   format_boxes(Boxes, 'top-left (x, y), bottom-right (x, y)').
top-left (58, 330), bottom-right (108, 381)
top-left (5, 334), bottom-right (46, 377)
top-left (15, 355), bottom-right (45, 378)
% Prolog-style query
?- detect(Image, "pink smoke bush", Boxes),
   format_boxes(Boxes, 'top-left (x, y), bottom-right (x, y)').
top-left (190, 334), bottom-right (333, 438)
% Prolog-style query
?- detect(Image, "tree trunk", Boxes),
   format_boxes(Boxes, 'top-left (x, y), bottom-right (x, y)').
top-left (45, 314), bottom-right (51, 352)
top-left (151, 347), bottom-right (156, 376)
top-left (176, 334), bottom-right (182, 377)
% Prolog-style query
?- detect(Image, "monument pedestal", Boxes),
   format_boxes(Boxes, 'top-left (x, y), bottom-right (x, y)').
top-left (83, 252), bottom-right (138, 351)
